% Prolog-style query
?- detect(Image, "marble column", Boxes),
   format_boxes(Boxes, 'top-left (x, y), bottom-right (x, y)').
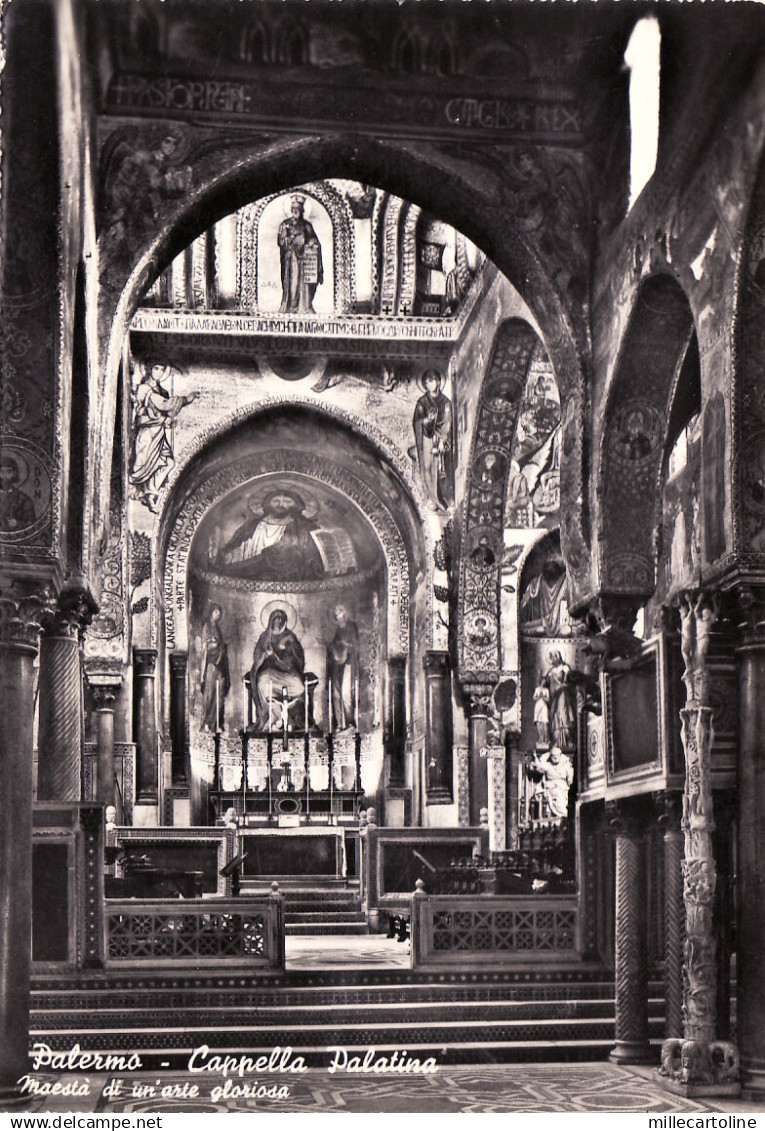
top-left (37, 587), bottom-right (96, 801)
top-left (169, 651), bottom-right (190, 790)
top-left (133, 647), bottom-right (158, 806)
top-left (87, 676), bottom-right (122, 807)
top-left (735, 586), bottom-right (765, 1099)
top-left (465, 687), bottom-right (492, 826)
top-left (424, 650), bottom-right (453, 804)
top-left (609, 808), bottom-right (653, 1064)
top-left (0, 584), bottom-right (54, 1104)
top-left (660, 792), bottom-right (685, 1042)
top-left (658, 590), bottom-right (738, 1096)
top-left (385, 656), bottom-right (407, 788)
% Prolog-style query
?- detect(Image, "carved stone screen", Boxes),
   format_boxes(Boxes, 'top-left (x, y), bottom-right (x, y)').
top-left (32, 843), bottom-right (70, 962)
top-left (610, 656), bottom-right (660, 773)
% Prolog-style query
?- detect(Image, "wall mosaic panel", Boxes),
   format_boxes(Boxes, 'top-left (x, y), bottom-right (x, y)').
top-left (238, 181), bottom-right (355, 314)
top-left (599, 276), bottom-right (695, 596)
top-left (458, 319), bottom-right (540, 685)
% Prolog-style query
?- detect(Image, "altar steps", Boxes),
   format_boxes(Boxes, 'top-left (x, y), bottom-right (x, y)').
top-left (29, 972), bottom-right (667, 1067)
top-left (242, 878), bottom-right (368, 935)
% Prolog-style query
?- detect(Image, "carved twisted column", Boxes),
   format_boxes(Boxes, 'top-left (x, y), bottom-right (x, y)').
top-left (87, 675), bottom-right (122, 807)
top-left (424, 651), bottom-right (453, 804)
top-left (133, 647), bottom-right (159, 806)
top-left (0, 583), bottom-right (55, 1104)
top-left (609, 806), bottom-right (652, 1064)
top-left (37, 586), bottom-right (96, 801)
top-left (734, 586), bottom-right (765, 1099)
top-left (660, 792), bottom-right (685, 1041)
top-left (465, 687), bottom-right (492, 825)
top-left (385, 655), bottom-right (407, 788)
top-left (658, 590), bottom-right (738, 1096)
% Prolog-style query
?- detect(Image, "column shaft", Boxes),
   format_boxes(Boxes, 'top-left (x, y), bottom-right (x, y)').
top-left (466, 694), bottom-right (490, 825)
top-left (37, 631), bottom-right (82, 800)
top-left (169, 651), bottom-right (190, 789)
top-left (664, 818), bottom-right (685, 1041)
top-left (737, 640), bottom-right (765, 1097)
top-left (424, 651), bottom-right (453, 804)
top-left (133, 648), bottom-right (158, 805)
top-left (385, 656), bottom-right (407, 788)
top-left (0, 639), bottom-right (38, 1098)
top-left (610, 822), bottom-right (652, 1063)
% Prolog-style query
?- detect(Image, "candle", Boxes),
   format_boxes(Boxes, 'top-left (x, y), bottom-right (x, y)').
top-left (268, 680), bottom-right (273, 732)
top-left (354, 677), bottom-right (359, 728)
top-left (304, 680), bottom-right (309, 731)
top-left (216, 680), bottom-right (220, 734)
top-left (328, 679), bottom-right (333, 733)
top-left (242, 676), bottom-right (247, 728)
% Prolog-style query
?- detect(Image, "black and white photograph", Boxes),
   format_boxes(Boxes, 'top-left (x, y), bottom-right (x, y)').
top-left (2, 0), bottom-right (765, 1119)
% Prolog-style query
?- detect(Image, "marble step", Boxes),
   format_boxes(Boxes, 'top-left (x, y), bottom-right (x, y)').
top-left (32, 979), bottom-right (635, 1010)
top-left (30, 997), bottom-right (638, 1030)
top-left (29, 1015), bottom-right (668, 1062)
top-left (284, 910), bottom-right (366, 922)
top-left (285, 921), bottom-right (369, 935)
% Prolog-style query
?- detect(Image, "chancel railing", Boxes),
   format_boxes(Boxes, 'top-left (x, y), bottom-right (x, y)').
top-left (409, 888), bottom-right (580, 968)
top-left (105, 895), bottom-right (284, 969)
top-left (209, 731), bottom-right (364, 822)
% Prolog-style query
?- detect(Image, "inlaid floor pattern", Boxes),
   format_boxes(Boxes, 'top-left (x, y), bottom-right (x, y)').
top-left (16, 1065), bottom-right (765, 1114)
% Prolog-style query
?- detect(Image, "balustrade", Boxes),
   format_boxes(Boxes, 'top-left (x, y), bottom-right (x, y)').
top-left (409, 890), bottom-right (579, 968)
top-left (105, 895), bottom-right (284, 968)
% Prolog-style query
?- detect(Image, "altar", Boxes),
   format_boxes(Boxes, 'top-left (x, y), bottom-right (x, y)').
top-left (208, 729), bottom-right (365, 825)
top-left (238, 826), bottom-right (347, 878)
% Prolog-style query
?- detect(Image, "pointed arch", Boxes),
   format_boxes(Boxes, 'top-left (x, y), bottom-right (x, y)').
top-left (598, 274), bottom-right (695, 597)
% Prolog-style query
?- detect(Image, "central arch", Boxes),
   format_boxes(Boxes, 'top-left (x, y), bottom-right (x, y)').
top-left (93, 134), bottom-right (591, 601)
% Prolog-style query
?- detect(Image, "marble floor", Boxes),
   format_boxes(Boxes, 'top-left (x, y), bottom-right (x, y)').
top-left (13, 1064), bottom-right (765, 1115)
top-left (285, 933), bottom-right (411, 969)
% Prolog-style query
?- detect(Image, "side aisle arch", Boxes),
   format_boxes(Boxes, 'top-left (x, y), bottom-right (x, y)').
top-left (598, 274), bottom-right (695, 596)
top-left (457, 318), bottom-right (540, 686)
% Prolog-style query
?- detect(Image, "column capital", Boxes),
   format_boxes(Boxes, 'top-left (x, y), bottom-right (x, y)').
top-left (87, 676), bottom-right (122, 711)
top-left (0, 580), bottom-right (57, 649)
top-left (605, 801), bottom-right (643, 840)
top-left (730, 583), bottom-right (765, 649)
top-left (654, 789), bottom-right (683, 830)
top-left (168, 650), bottom-right (188, 675)
top-left (41, 583), bottom-right (99, 640)
top-left (464, 684), bottom-right (494, 717)
top-left (585, 595), bottom-right (643, 664)
top-left (423, 649), bottom-right (450, 674)
top-left (133, 647), bottom-right (158, 677)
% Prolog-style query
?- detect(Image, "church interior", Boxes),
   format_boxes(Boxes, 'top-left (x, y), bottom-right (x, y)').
top-left (4, 0), bottom-right (765, 1113)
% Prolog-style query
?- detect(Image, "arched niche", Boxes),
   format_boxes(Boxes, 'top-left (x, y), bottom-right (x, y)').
top-left (155, 402), bottom-right (430, 660)
top-left (186, 472), bottom-right (388, 740)
top-left (457, 317), bottom-right (547, 687)
top-left (237, 181), bottom-right (355, 314)
top-left (599, 274), bottom-right (696, 597)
